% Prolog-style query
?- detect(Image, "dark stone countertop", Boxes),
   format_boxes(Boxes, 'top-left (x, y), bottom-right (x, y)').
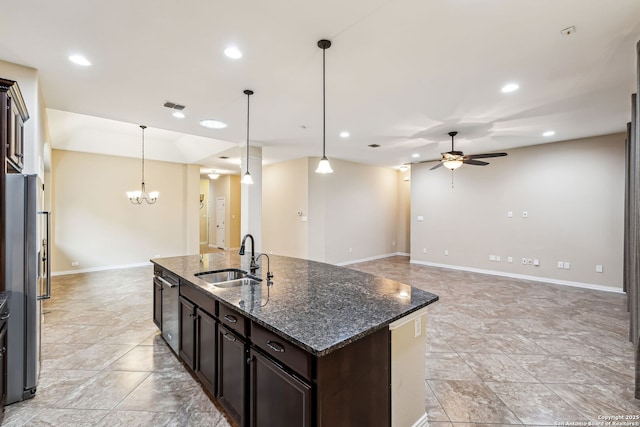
top-left (151, 252), bottom-right (439, 356)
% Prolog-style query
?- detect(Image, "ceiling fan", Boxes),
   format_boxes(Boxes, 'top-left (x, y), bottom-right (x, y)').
top-left (423, 131), bottom-right (507, 171)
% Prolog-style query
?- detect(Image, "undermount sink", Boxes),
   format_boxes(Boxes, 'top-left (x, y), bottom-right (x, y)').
top-left (195, 269), bottom-right (261, 288)
top-left (213, 277), bottom-right (261, 288)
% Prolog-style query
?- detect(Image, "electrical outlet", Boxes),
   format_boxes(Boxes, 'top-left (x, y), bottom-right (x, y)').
top-left (533, 259), bottom-right (540, 266)
top-left (444, 249), bottom-right (449, 256)
top-left (489, 255), bottom-right (496, 261)
top-left (422, 248), bottom-right (427, 254)
top-left (414, 317), bottom-right (421, 338)
top-left (507, 256), bottom-right (513, 263)
top-left (496, 255), bottom-right (501, 262)
top-left (71, 261), bottom-right (79, 267)
top-left (563, 262), bottom-right (571, 270)
top-left (596, 265), bottom-right (603, 273)
top-left (557, 261), bottom-right (564, 269)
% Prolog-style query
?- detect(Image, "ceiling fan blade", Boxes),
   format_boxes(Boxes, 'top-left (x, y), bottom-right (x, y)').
top-left (429, 162), bottom-right (444, 170)
top-left (466, 152), bottom-right (508, 159)
top-left (463, 159), bottom-right (489, 166)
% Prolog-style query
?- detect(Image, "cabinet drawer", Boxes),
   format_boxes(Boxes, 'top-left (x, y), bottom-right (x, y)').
top-left (180, 283), bottom-right (216, 317)
top-left (219, 304), bottom-right (247, 337)
top-left (251, 322), bottom-right (312, 381)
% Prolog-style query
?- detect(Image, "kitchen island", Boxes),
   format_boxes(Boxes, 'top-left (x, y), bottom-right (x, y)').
top-left (151, 252), bottom-right (438, 427)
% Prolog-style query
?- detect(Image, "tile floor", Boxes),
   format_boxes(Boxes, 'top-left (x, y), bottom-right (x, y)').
top-left (1, 255), bottom-right (638, 426)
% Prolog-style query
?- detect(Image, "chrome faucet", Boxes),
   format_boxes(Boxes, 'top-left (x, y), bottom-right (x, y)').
top-left (239, 234), bottom-right (259, 272)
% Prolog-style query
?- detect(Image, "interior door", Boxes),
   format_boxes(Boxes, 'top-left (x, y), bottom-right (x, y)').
top-left (216, 197), bottom-right (225, 249)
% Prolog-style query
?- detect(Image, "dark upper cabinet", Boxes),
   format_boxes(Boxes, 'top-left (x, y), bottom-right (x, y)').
top-left (0, 78), bottom-right (29, 174)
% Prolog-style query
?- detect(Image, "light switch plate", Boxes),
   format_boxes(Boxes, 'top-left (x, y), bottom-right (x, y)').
top-left (414, 317), bottom-right (421, 338)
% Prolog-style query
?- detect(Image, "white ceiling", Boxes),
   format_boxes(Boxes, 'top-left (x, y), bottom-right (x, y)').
top-left (1, 0), bottom-right (639, 175)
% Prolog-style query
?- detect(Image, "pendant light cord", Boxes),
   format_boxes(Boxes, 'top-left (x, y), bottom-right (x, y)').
top-left (141, 125), bottom-right (146, 186)
top-left (322, 45), bottom-right (326, 158)
top-left (246, 92), bottom-right (250, 169)
top-left (243, 89), bottom-right (253, 175)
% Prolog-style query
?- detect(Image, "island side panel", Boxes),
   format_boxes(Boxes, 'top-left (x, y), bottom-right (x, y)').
top-left (315, 327), bottom-right (390, 427)
top-left (389, 307), bottom-right (429, 427)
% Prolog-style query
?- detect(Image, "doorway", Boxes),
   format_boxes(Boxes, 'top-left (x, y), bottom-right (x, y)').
top-left (216, 197), bottom-right (226, 249)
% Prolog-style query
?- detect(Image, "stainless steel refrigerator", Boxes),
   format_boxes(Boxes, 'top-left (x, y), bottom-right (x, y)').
top-left (4, 174), bottom-right (50, 404)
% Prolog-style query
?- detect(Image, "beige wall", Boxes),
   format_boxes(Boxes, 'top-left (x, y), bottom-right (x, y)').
top-left (209, 175), bottom-right (241, 250)
top-left (396, 168), bottom-right (411, 254)
top-left (51, 149), bottom-right (200, 273)
top-left (263, 158), bottom-right (310, 258)
top-left (410, 133), bottom-right (625, 289)
top-left (199, 178), bottom-right (209, 243)
top-left (264, 157), bottom-right (404, 264)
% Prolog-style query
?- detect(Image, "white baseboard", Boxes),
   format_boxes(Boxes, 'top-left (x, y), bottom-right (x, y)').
top-left (52, 262), bottom-right (152, 276)
top-left (410, 259), bottom-right (624, 294)
top-left (336, 252), bottom-right (409, 266)
top-left (411, 413), bottom-right (428, 427)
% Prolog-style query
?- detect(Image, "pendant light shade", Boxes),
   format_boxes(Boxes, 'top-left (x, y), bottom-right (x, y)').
top-left (316, 39), bottom-right (333, 174)
top-left (242, 89), bottom-right (254, 185)
top-left (127, 125), bottom-right (159, 204)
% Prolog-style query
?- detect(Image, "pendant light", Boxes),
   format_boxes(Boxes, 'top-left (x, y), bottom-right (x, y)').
top-left (242, 89), bottom-right (254, 185)
top-left (316, 39), bottom-right (333, 174)
top-left (127, 125), bottom-right (159, 204)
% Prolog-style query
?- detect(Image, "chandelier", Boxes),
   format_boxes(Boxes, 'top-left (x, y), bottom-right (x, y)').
top-left (127, 125), bottom-right (159, 204)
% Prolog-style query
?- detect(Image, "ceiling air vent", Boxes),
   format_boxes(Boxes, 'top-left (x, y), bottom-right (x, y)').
top-left (368, 144), bottom-right (381, 148)
top-left (163, 101), bottom-right (186, 111)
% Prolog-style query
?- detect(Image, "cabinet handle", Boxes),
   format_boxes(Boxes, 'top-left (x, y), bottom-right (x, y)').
top-left (266, 340), bottom-right (285, 353)
top-left (222, 332), bottom-right (236, 342)
top-left (0, 347), bottom-right (5, 354)
top-left (246, 356), bottom-right (255, 365)
top-left (223, 314), bottom-right (237, 324)
top-left (0, 312), bottom-right (9, 320)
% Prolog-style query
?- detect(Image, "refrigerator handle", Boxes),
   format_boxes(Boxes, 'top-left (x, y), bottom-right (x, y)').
top-left (38, 211), bottom-right (52, 301)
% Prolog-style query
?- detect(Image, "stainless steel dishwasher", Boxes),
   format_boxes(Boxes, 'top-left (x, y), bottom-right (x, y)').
top-left (155, 272), bottom-right (179, 354)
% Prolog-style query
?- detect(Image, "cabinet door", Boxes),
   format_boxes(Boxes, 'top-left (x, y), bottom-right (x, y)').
top-left (179, 296), bottom-right (196, 369)
top-left (196, 308), bottom-right (216, 395)
top-left (249, 349), bottom-right (311, 427)
top-left (217, 325), bottom-right (246, 426)
top-left (153, 278), bottom-right (162, 329)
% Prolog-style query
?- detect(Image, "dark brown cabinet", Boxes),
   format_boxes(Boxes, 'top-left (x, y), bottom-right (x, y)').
top-left (196, 308), bottom-right (216, 395)
top-left (249, 349), bottom-right (312, 427)
top-left (152, 277), bottom-right (162, 329)
top-left (0, 78), bottom-right (29, 174)
top-left (217, 324), bottom-right (246, 426)
top-left (179, 296), bottom-right (196, 370)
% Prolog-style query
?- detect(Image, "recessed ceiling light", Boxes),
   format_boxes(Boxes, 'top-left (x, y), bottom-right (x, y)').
top-left (172, 111), bottom-right (185, 119)
top-left (501, 83), bottom-right (519, 93)
top-left (542, 130), bottom-right (555, 137)
top-left (224, 47), bottom-right (242, 59)
top-left (68, 54), bottom-right (91, 66)
top-left (200, 119), bottom-right (227, 129)
top-left (340, 131), bottom-right (350, 138)
top-left (412, 153), bottom-right (419, 158)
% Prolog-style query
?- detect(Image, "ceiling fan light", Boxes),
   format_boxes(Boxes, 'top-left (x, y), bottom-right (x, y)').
top-left (443, 159), bottom-right (463, 170)
top-left (316, 156), bottom-right (333, 174)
